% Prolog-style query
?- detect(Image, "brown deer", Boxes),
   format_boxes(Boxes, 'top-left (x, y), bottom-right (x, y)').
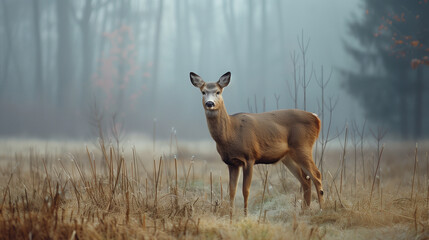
top-left (190, 72), bottom-right (324, 216)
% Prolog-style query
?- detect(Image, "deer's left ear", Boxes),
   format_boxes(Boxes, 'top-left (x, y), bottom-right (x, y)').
top-left (217, 72), bottom-right (231, 88)
top-left (190, 72), bottom-right (205, 88)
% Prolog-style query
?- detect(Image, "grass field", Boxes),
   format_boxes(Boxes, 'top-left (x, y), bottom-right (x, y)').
top-left (1, 137), bottom-right (429, 239)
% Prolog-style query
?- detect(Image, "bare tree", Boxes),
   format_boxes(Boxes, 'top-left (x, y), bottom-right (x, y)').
top-left (56, 0), bottom-right (74, 109)
top-left (297, 30), bottom-right (313, 111)
top-left (370, 126), bottom-right (387, 193)
top-left (71, 0), bottom-right (112, 108)
top-left (223, 0), bottom-right (242, 75)
top-left (318, 96), bottom-right (339, 175)
top-left (286, 51), bottom-right (299, 109)
top-left (152, 0), bottom-right (164, 100)
top-left (32, 0), bottom-right (43, 102)
top-left (274, 93), bottom-right (280, 110)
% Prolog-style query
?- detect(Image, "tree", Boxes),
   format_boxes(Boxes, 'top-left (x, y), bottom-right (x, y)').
top-left (32, 0), bottom-right (43, 101)
top-left (344, 0), bottom-right (429, 139)
top-left (56, 0), bottom-right (74, 110)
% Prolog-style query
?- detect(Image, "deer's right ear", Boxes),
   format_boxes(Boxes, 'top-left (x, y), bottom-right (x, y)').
top-left (190, 72), bottom-right (205, 88)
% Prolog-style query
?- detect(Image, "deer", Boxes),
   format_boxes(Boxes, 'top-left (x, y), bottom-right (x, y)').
top-left (189, 71), bottom-right (324, 217)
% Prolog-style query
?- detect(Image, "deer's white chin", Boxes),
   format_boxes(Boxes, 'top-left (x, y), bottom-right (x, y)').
top-left (205, 109), bottom-right (218, 117)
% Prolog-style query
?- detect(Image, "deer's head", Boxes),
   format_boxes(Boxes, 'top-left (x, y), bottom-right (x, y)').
top-left (190, 72), bottom-right (230, 114)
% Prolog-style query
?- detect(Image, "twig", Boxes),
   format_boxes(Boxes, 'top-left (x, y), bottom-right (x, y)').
top-left (258, 170), bottom-right (269, 224)
top-left (369, 144), bottom-right (384, 207)
top-left (411, 143), bottom-right (418, 202)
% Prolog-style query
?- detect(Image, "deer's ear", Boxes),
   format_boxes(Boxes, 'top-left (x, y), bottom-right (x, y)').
top-left (217, 72), bottom-right (231, 88)
top-left (190, 72), bottom-right (205, 88)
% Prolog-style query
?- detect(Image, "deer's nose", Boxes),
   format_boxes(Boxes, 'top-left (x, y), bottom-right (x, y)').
top-left (205, 101), bottom-right (215, 108)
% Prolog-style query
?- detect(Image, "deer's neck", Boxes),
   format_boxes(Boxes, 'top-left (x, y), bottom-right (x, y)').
top-left (205, 104), bottom-right (233, 144)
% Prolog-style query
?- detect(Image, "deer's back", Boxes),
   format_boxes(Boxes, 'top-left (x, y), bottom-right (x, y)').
top-left (231, 109), bottom-right (320, 151)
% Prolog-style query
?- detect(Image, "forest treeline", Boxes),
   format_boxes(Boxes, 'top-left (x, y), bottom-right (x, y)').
top-left (0, 0), bottom-right (427, 139)
top-left (343, 0), bottom-right (429, 139)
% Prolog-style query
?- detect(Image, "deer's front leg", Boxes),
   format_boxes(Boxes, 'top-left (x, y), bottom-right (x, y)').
top-left (228, 164), bottom-right (240, 220)
top-left (242, 161), bottom-right (254, 217)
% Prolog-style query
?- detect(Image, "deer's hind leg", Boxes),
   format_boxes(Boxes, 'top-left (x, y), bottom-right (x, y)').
top-left (291, 148), bottom-right (324, 209)
top-left (282, 156), bottom-right (312, 208)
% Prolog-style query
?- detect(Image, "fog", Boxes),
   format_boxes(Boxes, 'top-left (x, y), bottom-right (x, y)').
top-left (1, 0), bottom-right (427, 141)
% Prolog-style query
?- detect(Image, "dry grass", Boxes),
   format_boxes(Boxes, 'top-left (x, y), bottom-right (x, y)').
top-left (1, 138), bottom-right (429, 239)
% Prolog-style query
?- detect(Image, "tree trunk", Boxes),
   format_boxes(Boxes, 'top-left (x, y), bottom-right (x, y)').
top-left (0, 0), bottom-right (12, 97)
top-left (56, 0), bottom-right (73, 110)
top-left (152, 0), bottom-right (164, 112)
top-left (247, 0), bottom-right (254, 91)
top-left (80, 0), bottom-right (93, 108)
top-left (414, 66), bottom-right (423, 139)
top-left (32, 0), bottom-right (43, 102)
top-left (259, 0), bottom-right (267, 93)
top-left (399, 71), bottom-right (408, 139)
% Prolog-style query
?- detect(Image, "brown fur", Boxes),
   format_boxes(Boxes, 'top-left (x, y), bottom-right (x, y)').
top-left (190, 72), bottom-right (324, 216)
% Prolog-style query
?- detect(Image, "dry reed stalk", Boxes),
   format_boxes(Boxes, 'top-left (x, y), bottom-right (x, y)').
top-left (174, 157), bottom-right (179, 210)
top-left (145, 178), bottom-right (148, 208)
top-left (175, 157), bottom-right (178, 195)
top-left (210, 171), bottom-right (213, 212)
top-left (107, 146), bottom-right (112, 188)
top-left (99, 138), bottom-right (110, 170)
top-left (263, 209), bottom-right (268, 223)
top-left (340, 125), bottom-right (348, 194)
top-left (258, 170), bottom-right (269, 224)
top-left (183, 160), bottom-right (193, 197)
top-left (360, 121), bottom-right (366, 188)
top-left (0, 173), bottom-right (13, 212)
top-left (411, 143), bottom-right (418, 202)
top-left (220, 176), bottom-right (223, 202)
top-left (153, 118), bottom-right (157, 154)
top-left (369, 144), bottom-right (384, 208)
top-left (426, 152), bottom-right (429, 214)
top-left (154, 157), bottom-right (162, 215)
top-left (414, 206), bottom-right (418, 234)
top-left (132, 146), bottom-right (138, 185)
top-left (106, 155), bottom-right (124, 211)
top-left (333, 177), bottom-right (344, 209)
top-left (42, 158), bottom-right (53, 200)
top-left (126, 190), bottom-right (130, 224)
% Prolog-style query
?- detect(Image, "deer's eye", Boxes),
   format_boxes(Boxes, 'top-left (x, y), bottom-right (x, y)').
top-left (216, 91), bottom-right (220, 95)
top-left (202, 91), bottom-right (206, 95)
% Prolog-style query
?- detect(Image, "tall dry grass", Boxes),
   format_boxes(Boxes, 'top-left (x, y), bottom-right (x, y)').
top-left (0, 139), bottom-right (429, 239)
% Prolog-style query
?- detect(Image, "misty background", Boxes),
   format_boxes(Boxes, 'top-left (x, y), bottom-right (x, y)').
top-left (0, 0), bottom-right (427, 141)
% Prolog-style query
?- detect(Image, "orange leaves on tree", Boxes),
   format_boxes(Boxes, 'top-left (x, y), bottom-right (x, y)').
top-left (393, 13), bottom-right (406, 22)
top-left (411, 40), bottom-right (420, 47)
top-left (395, 40), bottom-right (404, 45)
top-left (366, 9), bottom-right (369, 15)
top-left (393, 15), bottom-right (401, 22)
top-left (411, 59), bottom-right (420, 69)
top-left (93, 25), bottom-right (144, 108)
top-left (411, 57), bottom-right (429, 69)
top-left (378, 24), bottom-right (387, 31)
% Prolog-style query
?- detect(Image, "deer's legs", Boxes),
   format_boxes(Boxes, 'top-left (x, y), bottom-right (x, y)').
top-left (228, 165), bottom-right (240, 220)
top-left (242, 161), bottom-right (254, 216)
top-left (293, 149), bottom-right (324, 209)
top-left (282, 157), bottom-right (312, 208)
